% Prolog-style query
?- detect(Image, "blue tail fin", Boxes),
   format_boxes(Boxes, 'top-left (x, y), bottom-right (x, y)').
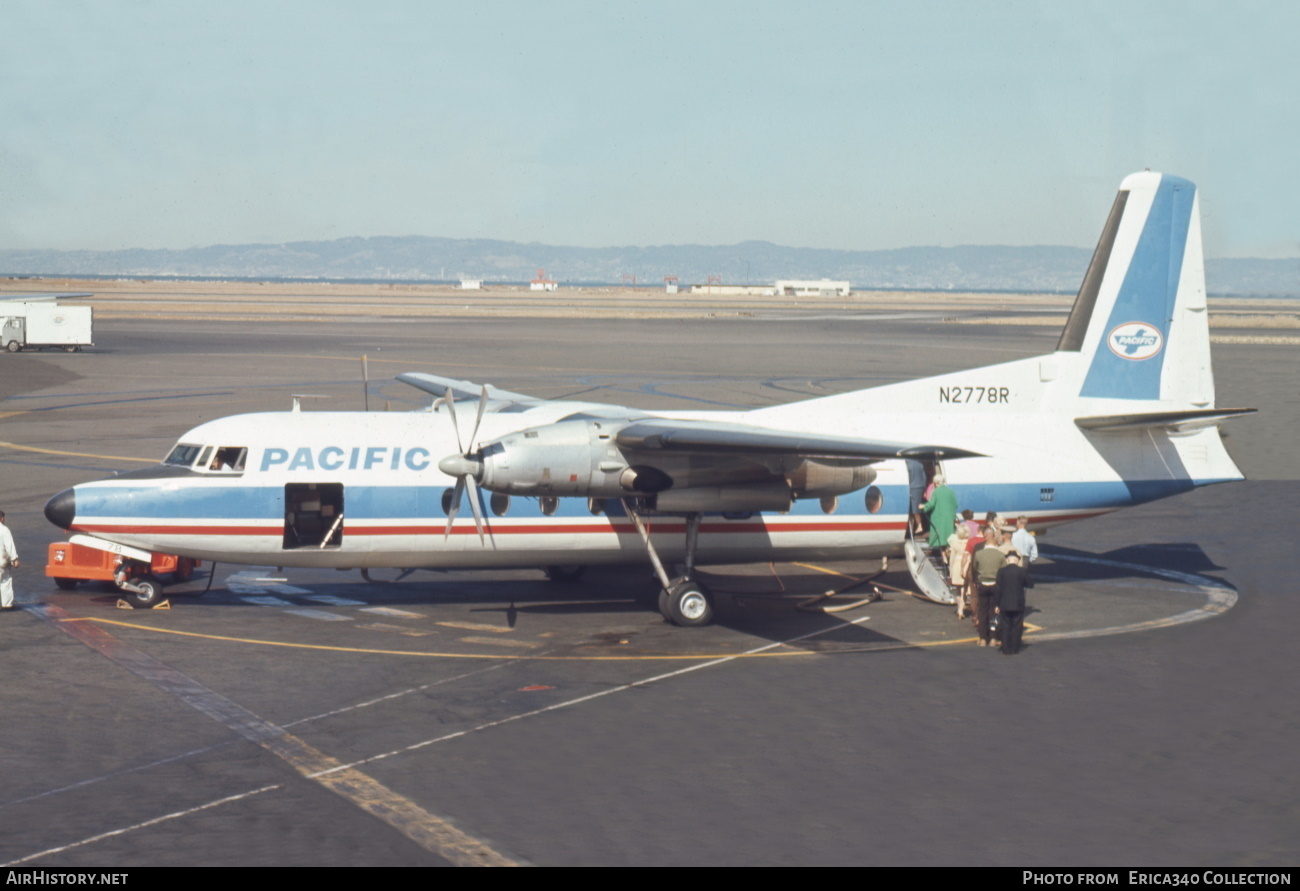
top-left (1059, 172), bottom-right (1211, 406)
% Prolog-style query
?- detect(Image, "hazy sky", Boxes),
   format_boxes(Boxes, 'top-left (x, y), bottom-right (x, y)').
top-left (3, 1), bottom-right (1296, 258)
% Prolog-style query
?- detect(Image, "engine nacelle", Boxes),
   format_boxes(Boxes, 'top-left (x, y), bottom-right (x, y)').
top-left (785, 459), bottom-right (877, 498)
top-left (476, 420), bottom-right (670, 497)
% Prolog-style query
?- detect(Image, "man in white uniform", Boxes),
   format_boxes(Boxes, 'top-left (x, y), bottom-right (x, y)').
top-left (0, 511), bottom-right (20, 609)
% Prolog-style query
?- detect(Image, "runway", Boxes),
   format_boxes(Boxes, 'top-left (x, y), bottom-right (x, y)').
top-left (0, 304), bottom-right (1294, 866)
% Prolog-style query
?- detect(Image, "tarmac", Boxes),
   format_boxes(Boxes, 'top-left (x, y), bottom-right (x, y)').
top-left (0, 293), bottom-right (1295, 866)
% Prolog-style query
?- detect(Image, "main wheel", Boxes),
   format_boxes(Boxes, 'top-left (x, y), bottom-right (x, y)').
top-left (172, 558), bottom-right (195, 583)
top-left (5, 341), bottom-right (20, 353)
top-left (657, 587), bottom-right (673, 621)
top-left (544, 565), bottom-right (587, 583)
top-left (64, 345), bottom-right (78, 353)
top-left (125, 577), bottom-right (164, 609)
top-left (664, 579), bottom-right (715, 627)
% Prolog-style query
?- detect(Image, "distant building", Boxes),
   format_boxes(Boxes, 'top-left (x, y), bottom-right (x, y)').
top-left (689, 284), bottom-right (777, 296)
top-left (459, 279), bottom-right (482, 290)
top-left (775, 279), bottom-right (851, 297)
top-left (530, 268), bottom-right (558, 292)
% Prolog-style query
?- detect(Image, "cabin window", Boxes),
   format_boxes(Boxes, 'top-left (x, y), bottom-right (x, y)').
top-left (864, 486), bottom-right (883, 514)
top-left (284, 482), bottom-right (344, 549)
top-left (820, 495), bottom-right (838, 514)
top-left (164, 443), bottom-right (204, 466)
top-left (490, 493), bottom-right (510, 517)
top-left (539, 496), bottom-right (558, 516)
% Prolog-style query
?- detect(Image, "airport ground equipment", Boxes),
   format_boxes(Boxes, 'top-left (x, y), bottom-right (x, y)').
top-left (1, 303), bottom-right (93, 352)
top-left (46, 538), bottom-right (198, 608)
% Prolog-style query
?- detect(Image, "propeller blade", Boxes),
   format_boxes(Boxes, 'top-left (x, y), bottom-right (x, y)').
top-left (444, 476), bottom-right (464, 540)
top-left (445, 387), bottom-right (463, 454)
top-left (468, 384), bottom-right (489, 450)
top-left (465, 474), bottom-right (487, 543)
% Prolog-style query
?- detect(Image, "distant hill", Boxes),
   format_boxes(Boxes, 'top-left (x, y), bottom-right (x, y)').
top-left (1, 237), bottom-right (1294, 296)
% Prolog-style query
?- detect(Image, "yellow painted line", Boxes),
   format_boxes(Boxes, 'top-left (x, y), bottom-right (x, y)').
top-left (60, 614), bottom-right (1008, 658)
top-left (0, 411), bottom-right (30, 421)
top-left (67, 615), bottom-right (822, 659)
top-left (0, 440), bottom-right (155, 463)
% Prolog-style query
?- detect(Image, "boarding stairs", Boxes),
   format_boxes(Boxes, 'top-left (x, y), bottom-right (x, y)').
top-left (903, 529), bottom-right (958, 605)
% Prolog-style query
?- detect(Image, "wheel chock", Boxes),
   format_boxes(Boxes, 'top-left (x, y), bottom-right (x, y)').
top-left (116, 598), bottom-right (172, 610)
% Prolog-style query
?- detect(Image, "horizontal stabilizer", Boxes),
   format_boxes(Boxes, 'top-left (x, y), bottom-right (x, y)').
top-left (615, 418), bottom-right (983, 460)
top-left (1075, 407), bottom-right (1257, 432)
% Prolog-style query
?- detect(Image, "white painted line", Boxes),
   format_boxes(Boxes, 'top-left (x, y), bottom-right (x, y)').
top-left (437, 620), bottom-right (512, 633)
top-left (358, 623), bottom-right (436, 637)
top-left (1031, 552), bottom-right (1237, 643)
top-left (241, 595), bottom-right (295, 606)
top-left (3, 785), bottom-right (283, 866)
top-left (283, 608), bottom-right (353, 622)
top-left (333, 614), bottom-right (875, 772)
top-left (458, 635), bottom-right (539, 649)
top-left (360, 606), bottom-right (426, 619)
top-left (304, 595), bottom-right (367, 607)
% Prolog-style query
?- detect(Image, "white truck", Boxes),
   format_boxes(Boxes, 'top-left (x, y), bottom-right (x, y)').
top-left (1, 302), bottom-right (93, 352)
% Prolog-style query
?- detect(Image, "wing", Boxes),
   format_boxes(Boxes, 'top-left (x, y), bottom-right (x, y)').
top-left (397, 372), bottom-right (545, 408)
top-left (615, 418), bottom-right (983, 461)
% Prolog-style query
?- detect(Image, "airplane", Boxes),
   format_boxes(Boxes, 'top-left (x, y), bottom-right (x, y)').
top-left (43, 172), bottom-right (1254, 623)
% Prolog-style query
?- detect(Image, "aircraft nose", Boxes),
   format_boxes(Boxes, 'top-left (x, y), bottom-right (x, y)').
top-left (45, 487), bottom-right (76, 530)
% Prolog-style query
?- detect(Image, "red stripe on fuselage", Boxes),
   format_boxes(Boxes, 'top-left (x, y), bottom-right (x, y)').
top-left (71, 511), bottom-right (1107, 539)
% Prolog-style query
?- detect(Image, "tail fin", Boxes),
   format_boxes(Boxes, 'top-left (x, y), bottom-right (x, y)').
top-left (1059, 172), bottom-right (1212, 406)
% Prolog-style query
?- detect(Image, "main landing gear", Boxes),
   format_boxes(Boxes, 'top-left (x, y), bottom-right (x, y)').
top-left (623, 500), bottom-right (715, 627)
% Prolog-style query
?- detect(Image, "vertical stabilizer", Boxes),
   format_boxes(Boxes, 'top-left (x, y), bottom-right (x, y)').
top-left (1059, 172), bottom-right (1212, 406)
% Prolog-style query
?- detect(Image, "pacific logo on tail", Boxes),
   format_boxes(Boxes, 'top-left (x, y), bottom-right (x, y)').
top-left (1107, 322), bottom-right (1164, 361)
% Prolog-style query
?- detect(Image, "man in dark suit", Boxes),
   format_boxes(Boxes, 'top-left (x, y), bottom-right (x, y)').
top-left (993, 551), bottom-right (1033, 654)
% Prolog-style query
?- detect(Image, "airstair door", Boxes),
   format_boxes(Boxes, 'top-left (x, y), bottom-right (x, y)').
top-left (903, 537), bottom-right (957, 604)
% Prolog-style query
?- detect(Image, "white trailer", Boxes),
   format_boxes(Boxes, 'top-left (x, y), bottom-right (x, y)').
top-left (1, 302), bottom-right (94, 352)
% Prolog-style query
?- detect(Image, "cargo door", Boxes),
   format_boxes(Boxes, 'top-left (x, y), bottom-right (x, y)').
top-left (284, 482), bottom-right (344, 549)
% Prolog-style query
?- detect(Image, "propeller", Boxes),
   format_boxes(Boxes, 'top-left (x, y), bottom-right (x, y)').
top-left (437, 386), bottom-right (490, 542)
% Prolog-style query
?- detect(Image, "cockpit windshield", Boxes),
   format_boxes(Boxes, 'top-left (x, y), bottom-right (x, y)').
top-left (163, 443), bottom-right (247, 472)
top-left (208, 446), bottom-right (247, 472)
top-left (164, 443), bottom-right (204, 466)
